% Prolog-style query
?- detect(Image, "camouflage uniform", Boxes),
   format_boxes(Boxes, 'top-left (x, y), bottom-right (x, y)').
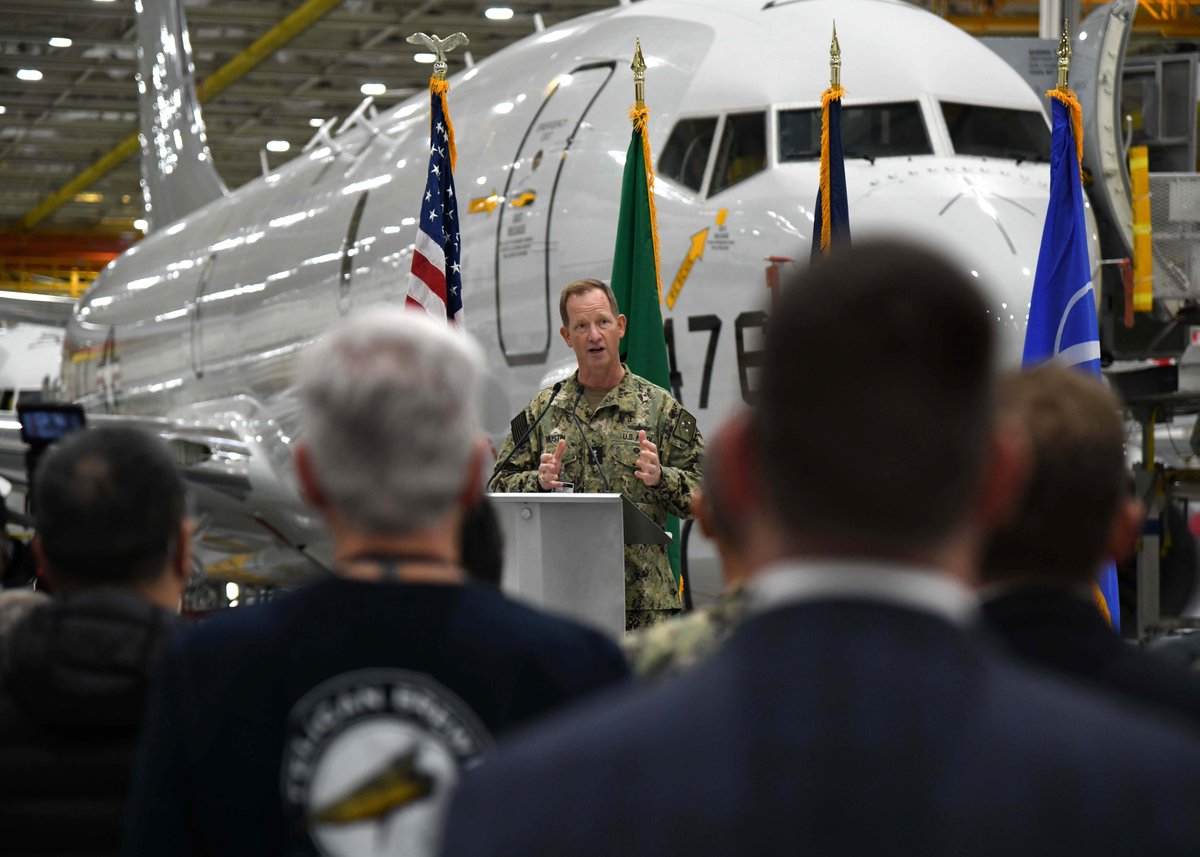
top-left (492, 367), bottom-right (704, 627)
top-left (622, 585), bottom-right (747, 681)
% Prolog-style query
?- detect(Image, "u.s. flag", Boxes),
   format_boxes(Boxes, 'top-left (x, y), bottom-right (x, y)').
top-left (1025, 92), bottom-right (1119, 629)
top-left (406, 85), bottom-right (463, 323)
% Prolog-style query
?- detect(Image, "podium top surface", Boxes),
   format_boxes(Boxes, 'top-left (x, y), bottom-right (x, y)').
top-left (488, 492), bottom-right (623, 505)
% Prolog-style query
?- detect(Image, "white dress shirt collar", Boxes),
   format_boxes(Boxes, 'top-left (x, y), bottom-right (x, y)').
top-left (745, 558), bottom-right (977, 626)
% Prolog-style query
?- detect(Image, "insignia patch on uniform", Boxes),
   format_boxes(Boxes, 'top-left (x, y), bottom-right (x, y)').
top-left (619, 429), bottom-right (641, 445)
top-left (671, 409), bottom-right (697, 448)
top-left (510, 412), bottom-right (530, 442)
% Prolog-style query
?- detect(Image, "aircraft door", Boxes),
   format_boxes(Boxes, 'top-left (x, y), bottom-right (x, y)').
top-left (495, 62), bottom-right (615, 366)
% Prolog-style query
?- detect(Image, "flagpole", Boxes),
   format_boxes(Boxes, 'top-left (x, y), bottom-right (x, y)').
top-left (1056, 18), bottom-right (1070, 92)
top-left (830, 20), bottom-right (840, 89)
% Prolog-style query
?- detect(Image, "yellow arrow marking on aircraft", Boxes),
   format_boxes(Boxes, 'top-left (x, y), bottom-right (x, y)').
top-left (666, 228), bottom-right (708, 310)
top-left (468, 192), bottom-right (501, 215)
top-left (509, 191), bottom-right (537, 208)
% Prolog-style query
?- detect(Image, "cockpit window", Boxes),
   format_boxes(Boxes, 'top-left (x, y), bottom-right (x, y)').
top-left (659, 117), bottom-right (718, 193)
top-left (710, 112), bottom-right (767, 196)
top-left (940, 102), bottom-right (1050, 162)
top-left (779, 102), bottom-right (932, 162)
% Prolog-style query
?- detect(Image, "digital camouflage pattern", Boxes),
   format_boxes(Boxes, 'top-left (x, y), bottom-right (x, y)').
top-left (492, 367), bottom-right (704, 615)
top-left (622, 585), bottom-right (747, 681)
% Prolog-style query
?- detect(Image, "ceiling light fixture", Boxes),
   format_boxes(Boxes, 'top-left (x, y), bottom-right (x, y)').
top-left (485, 7), bottom-right (514, 20)
top-left (16, 69), bottom-right (43, 82)
top-left (308, 117), bottom-right (324, 127)
top-left (49, 37), bottom-right (73, 48)
top-left (133, 219), bottom-right (148, 232)
top-left (0, 106), bottom-right (6, 115)
top-left (74, 192), bottom-right (103, 203)
top-left (266, 139), bottom-right (290, 153)
top-left (360, 82), bottom-right (386, 96)
top-left (413, 53), bottom-right (436, 64)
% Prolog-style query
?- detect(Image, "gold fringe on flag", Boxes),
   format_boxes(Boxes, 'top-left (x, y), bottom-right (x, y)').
top-left (629, 104), bottom-right (664, 304)
top-left (817, 85), bottom-right (846, 257)
top-left (431, 77), bottom-right (457, 170)
top-left (1045, 88), bottom-right (1083, 178)
top-left (1092, 581), bottom-right (1113, 628)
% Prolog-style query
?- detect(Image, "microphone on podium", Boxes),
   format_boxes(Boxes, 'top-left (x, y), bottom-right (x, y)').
top-left (487, 381), bottom-right (563, 491)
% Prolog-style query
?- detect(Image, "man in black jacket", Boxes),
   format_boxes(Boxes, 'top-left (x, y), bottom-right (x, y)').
top-left (980, 364), bottom-right (1200, 728)
top-left (0, 426), bottom-right (190, 857)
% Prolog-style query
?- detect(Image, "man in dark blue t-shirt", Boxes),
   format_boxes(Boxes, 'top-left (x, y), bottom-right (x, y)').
top-left (124, 309), bottom-right (629, 857)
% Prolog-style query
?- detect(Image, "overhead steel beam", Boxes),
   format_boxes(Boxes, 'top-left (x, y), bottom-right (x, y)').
top-left (21, 0), bottom-right (347, 230)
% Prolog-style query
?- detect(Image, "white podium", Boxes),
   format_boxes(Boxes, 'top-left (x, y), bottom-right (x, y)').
top-left (488, 493), bottom-right (669, 639)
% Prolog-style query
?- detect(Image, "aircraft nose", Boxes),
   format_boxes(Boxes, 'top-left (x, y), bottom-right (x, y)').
top-left (850, 162), bottom-right (1051, 368)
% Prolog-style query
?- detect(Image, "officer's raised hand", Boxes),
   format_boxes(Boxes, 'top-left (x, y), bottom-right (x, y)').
top-left (634, 430), bottom-right (662, 487)
top-left (539, 439), bottom-right (567, 490)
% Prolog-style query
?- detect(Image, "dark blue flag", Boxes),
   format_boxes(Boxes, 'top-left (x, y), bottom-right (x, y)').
top-left (1025, 93), bottom-right (1118, 628)
top-left (812, 90), bottom-right (850, 260)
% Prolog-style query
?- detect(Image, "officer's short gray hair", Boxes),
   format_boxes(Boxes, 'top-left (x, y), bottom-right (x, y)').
top-left (298, 307), bottom-right (484, 535)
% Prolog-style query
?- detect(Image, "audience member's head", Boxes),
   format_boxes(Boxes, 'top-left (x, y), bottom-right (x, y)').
top-left (693, 411), bottom-right (779, 585)
top-left (295, 307), bottom-right (486, 539)
top-left (32, 426), bottom-right (190, 608)
top-left (982, 365), bottom-right (1138, 586)
top-left (753, 239), bottom-right (1014, 566)
top-left (461, 498), bottom-right (504, 587)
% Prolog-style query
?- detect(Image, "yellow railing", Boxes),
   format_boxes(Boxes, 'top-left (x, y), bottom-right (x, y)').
top-left (0, 257), bottom-right (98, 298)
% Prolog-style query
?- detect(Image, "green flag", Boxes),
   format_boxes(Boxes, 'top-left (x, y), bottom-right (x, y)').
top-left (610, 109), bottom-right (682, 588)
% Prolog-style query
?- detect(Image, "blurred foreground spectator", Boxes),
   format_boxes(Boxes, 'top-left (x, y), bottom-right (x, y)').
top-left (0, 427), bottom-right (189, 857)
top-left (980, 365), bottom-right (1200, 727)
top-left (444, 241), bottom-right (1200, 857)
top-left (623, 411), bottom-right (781, 680)
top-left (124, 309), bottom-right (628, 857)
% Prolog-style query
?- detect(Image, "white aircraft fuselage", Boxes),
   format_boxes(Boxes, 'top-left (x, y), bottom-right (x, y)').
top-left (62, 0), bottom-right (1067, 586)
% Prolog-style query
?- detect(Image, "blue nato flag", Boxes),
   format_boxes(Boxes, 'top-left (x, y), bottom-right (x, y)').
top-left (1023, 98), bottom-right (1101, 374)
top-left (1024, 94), bottom-right (1119, 630)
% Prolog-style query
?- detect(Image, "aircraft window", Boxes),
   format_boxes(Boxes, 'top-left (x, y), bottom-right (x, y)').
top-left (659, 117), bottom-right (718, 193)
top-left (779, 102), bottom-right (932, 161)
top-left (940, 102), bottom-right (1050, 162)
top-left (710, 112), bottom-right (767, 196)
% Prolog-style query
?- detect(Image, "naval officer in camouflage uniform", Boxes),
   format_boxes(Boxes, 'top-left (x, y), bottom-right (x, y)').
top-left (492, 279), bottom-right (704, 631)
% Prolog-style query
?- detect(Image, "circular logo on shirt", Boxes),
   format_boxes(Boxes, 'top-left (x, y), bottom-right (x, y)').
top-left (281, 669), bottom-right (492, 857)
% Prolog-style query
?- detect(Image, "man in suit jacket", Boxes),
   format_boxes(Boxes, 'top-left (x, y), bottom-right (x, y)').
top-left (980, 364), bottom-right (1200, 728)
top-left (442, 240), bottom-right (1200, 857)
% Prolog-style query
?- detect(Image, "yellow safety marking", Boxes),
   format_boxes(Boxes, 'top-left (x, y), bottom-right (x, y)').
top-left (715, 208), bottom-right (728, 227)
top-left (666, 228), bottom-right (708, 310)
top-left (1129, 144), bottom-right (1153, 313)
top-left (468, 192), bottom-right (500, 215)
top-left (509, 191), bottom-right (536, 208)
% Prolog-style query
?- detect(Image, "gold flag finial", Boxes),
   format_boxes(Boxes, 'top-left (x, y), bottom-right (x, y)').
top-left (1056, 19), bottom-right (1071, 91)
top-left (632, 37), bottom-right (647, 108)
top-left (830, 20), bottom-right (841, 89)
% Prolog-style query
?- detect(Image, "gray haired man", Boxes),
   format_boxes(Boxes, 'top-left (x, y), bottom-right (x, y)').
top-left (125, 308), bottom-right (628, 857)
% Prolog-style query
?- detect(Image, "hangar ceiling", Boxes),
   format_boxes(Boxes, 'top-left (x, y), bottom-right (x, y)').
top-left (0, 0), bottom-right (619, 237)
top-left (0, 0), bottom-right (1195, 245)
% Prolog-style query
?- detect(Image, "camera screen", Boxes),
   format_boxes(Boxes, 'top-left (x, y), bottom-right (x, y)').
top-left (17, 405), bottom-right (87, 445)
